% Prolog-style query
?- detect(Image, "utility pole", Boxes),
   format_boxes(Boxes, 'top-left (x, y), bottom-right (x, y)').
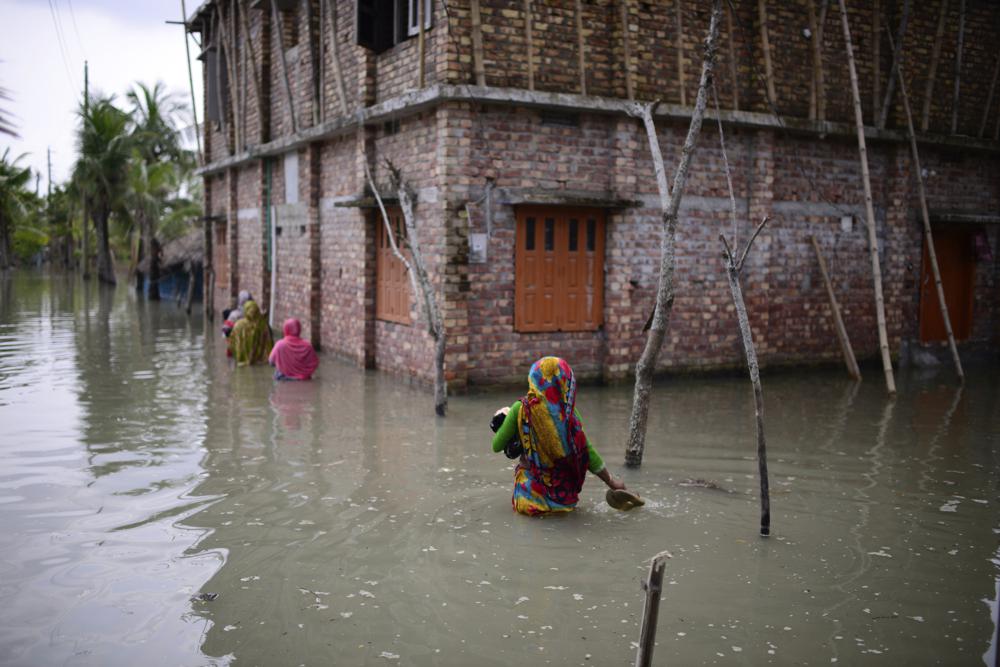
top-left (47, 147), bottom-right (53, 266)
top-left (82, 60), bottom-right (90, 279)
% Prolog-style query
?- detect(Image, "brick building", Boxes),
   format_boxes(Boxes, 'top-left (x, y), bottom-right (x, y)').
top-left (190, 0), bottom-right (1000, 389)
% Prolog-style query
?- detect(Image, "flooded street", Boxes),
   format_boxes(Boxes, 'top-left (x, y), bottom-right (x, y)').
top-left (1, 272), bottom-right (998, 666)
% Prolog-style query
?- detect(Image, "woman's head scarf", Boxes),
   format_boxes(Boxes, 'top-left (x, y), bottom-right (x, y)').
top-left (268, 318), bottom-right (319, 380)
top-left (231, 300), bottom-right (273, 366)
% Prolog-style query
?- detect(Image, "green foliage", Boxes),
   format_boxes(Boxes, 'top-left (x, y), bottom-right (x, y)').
top-left (0, 148), bottom-right (36, 267)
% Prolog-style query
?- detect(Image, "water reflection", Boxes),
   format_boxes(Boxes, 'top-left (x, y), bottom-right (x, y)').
top-left (0, 273), bottom-right (997, 665)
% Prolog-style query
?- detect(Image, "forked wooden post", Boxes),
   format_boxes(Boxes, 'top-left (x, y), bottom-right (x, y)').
top-left (810, 235), bottom-right (862, 380)
top-left (634, 550), bottom-right (672, 667)
top-left (839, 0), bottom-right (896, 396)
top-left (721, 219), bottom-right (773, 537)
top-left (888, 30), bottom-right (965, 382)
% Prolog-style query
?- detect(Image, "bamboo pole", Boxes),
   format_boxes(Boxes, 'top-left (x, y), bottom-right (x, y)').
top-left (978, 51), bottom-right (1000, 139)
top-left (951, 0), bottom-right (965, 135)
top-left (417, 0), bottom-right (426, 88)
top-left (575, 0), bottom-right (587, 95)
top-left (216, 6), bottom-right (239, 153)
top-left (921, 0), bottom-right (948, 132)
top-left (888, 30), bottom-right (965, 381)
top-left (810, 235), bottom-right (862, 380)
top-left (877, 0), bottom-right (909, 130)
top-left (237, 0), bottom-right (264, 132)
top-left (470, 0), bottom-right (486, 86)
top-left (726, 2), bottom-right (739, 110)
top-left (721, 218), bottom-right (773, 537)
top-left (815, 0), bottom-right (829, 120)
top-left (872, 0), bottom-right (880, 124)
top-left (318, 0), bottom-right (325, 122)
top-left (524, 0), bottom-right (534, 90)
top-left (179, 0), bottom-right (203, 164)
top-left (807, 0), bottom-right (820, 120)
top-left (838, 0), bottom-right (896, 396)
top-left (634, 551), bottom-right (671, 667)
top-left (623, 0), bottom-right (723, 468)
top-left (272, 1), bottom-right (297, 133)
top-left (676, 0), bottom-right (686, 106)
top-left (322, 0), bottom-right (349, 116)
top-left (620, 0), bottom-right (634, 100)
top-left (757, 0), bottom-right (777, 108)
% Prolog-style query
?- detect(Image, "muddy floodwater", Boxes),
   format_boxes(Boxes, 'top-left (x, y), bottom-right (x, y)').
top-left (0, 272), bottom-right (998, 666)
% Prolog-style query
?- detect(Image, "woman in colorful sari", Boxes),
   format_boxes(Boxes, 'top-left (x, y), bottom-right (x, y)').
top-left (230, 300), bottom-right (273, 366)
top-left (268, 318), bottom-right (319, 380)
top-left (490, 357), bottom-right (626, 516)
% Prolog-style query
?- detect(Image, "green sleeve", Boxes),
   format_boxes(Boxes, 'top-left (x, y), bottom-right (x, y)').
top-left (575, 408), bottom-right (605, 474)
top-left (491, 401), bottom-right (522, 452)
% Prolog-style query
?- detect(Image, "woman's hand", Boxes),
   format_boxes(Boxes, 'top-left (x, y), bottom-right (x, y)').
top-left (595, 467), bottom-right (626, 490)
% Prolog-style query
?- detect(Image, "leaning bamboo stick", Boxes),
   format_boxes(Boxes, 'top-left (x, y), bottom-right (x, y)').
top-left (757, 0), bottom-right (777, 108)
top-left (726, 2), bottom-right (739, 110)
top-left (815, 0), bottom-right (829, 120)
top-left (921, 0), bottom-right (948, 132)
top-left (978, 51), bottom-right (1000, 138)
top-left (322, 0), bottom-right (349, 116)
top-left (951, 0), bottom-right (965, 135)
top-left (318, 0), bottom-right (325, 122)
top-left (524, 0), bottom-right (535, 90)
top-left (470, 0), bottom-right (487, 86)
top-left (838, 0), bottom-right (896, 396)
top-left (575, 0), bottom-right (587, 95)
top-left (807, 0), bottom-right (820, 120)
top-left (888, 30), bottom-right (965, 381)
top-left (877, 0), bottom-right (909, 129)
top-left (810, 235), bottom-right (862, 380)
top-left (272, 2), bottom-right (297, 133)
top-left (619, 0), bottom-right (634, 100)
top-left (676, 0), bottom-right (686, 105)
top-left (872, 0), bottom-right (880, 123)
top-left (237, 0), bottom-right (264, 134)
top-left (417, 0), bottom-right (426, 88)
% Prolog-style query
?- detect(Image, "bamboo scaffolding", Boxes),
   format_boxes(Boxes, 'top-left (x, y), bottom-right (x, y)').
top-left (216, 5), bottom-right (239, 153)
top-left (727, 2), bottom-right (739, 110)
top-left (272, 1), bottom-right (297, 134)
top-left (838, 0), bottom-right (896, 396)
top-left (810, 235), bottom-right (862, 380)
top-left (524, 0), bottom-right (535, 90)
top-left (620, 0), bottom-right (634, 100)
top-left (676, 0), bottom-right (686, 105)
top-left (978, 51), bottom-right (1000, 139)
top-left (872, 0), bottom-right (880, 123)
top-left (418, 0), bottom-right (426, 88)
top-left (888, 30), bottom-right (965, 381)
top-left (575, 0), bottom-right (587, 95)
top-left (807, 0), bottom-right (820, 120)
top-left (877, 0), bottom-right (909, 130)
top-left (815, 0), bottom-right (829, 120)
top-left (237, 0), bottom-right (264, 136)
top-left (321, 0), bottom-right (349, 116)
top-left (921, 0), bottom-right (948, 132)
top-left (757, 0), bottom-right (777, 108)
top-left (470, 0), bottom-right (486, 86)
top-left (951, 0), bottom-right (965, 135)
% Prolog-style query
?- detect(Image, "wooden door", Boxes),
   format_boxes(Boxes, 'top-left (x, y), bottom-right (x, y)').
top-left (515, 207), bottom-right (605, 332)
top-left (919, 227), bottom-right (975, 343)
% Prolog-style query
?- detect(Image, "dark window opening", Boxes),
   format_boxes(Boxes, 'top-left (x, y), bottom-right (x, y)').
top-left (356, 0), bottom-right (432, 54)
top-left (568, 219), bottom-right (578, 251)
top-left (544, 218), bottom-right (554, 251)
top-left (525, 217), bottom-right (535, 251)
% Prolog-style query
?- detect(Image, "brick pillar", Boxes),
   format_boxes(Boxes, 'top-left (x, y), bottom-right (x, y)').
top-left (227, 167), bottom-right (239, 301)
top-left (603, 115), bottom-right (641, 382)
top-left (357, 125), bottom-right (377, 367)
top-left (259, 159), bottom-right (272, 314)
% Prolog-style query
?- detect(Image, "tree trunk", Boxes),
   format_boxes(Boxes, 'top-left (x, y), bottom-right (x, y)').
top-left (623, 0), bottom-right (723, 468)
top-left (135, 237), bottom-right (145, 292)
top-left (94, 206), bottom-right (116, 286)
top-left (0, 213), bottom-right (11, 270)
top-left (148, 237), bottom-right (161, 300)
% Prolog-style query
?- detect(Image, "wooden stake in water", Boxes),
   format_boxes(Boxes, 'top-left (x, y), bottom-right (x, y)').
top-left (635, 550), bottom-right (671, 667)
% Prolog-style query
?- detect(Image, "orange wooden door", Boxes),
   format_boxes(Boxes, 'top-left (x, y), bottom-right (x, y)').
top-left (375, 209), bottom-right (411, 324)
top-left (515, 207), bottom-right (605, 332)
top-left (919, 228), bottom-right (975, 343)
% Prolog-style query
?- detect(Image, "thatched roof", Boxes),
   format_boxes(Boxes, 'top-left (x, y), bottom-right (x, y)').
top-left (138, 229), bottom-right (203, 272)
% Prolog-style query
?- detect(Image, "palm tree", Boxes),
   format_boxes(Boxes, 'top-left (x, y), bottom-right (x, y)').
top-left (126, 82), bottom-right (194, 298)
top-left (0, 148), bottom-right (33, 269)
top-left (74, 95), bottom-right (131, 285)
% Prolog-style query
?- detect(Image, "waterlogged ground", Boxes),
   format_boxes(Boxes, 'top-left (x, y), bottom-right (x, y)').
top-left (0, 272), bottom-right (998, 666)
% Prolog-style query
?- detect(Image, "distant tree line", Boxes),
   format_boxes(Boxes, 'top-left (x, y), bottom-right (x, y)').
top-left (0, 81), bottom-right (201, 297)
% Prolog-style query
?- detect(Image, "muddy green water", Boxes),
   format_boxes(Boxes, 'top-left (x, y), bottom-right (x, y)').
top-left (0, 272), bottom-right (997, 666)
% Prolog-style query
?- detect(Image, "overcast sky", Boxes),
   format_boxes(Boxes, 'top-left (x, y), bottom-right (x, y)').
top-left (1, 0), bottom-right (204, 191)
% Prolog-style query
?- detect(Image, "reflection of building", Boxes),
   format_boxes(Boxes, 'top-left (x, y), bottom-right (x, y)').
top-left (188, 0), bottom-right (1000, 389)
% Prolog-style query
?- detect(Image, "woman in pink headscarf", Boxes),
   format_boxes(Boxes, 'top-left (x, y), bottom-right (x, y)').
top-left (268, 318), bottom-right (319, 381)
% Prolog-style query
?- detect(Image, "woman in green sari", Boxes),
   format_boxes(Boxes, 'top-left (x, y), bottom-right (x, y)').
top-left (231, 300), bottom-right (273, 366)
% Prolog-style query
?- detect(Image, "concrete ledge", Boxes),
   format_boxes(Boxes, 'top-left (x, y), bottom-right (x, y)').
top-left (930, 210), bottom-right (1000, 225)
top-left (499, 188), bottom-right (641, 209)
top-left (196, 84), bottom-right (1000, 177)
